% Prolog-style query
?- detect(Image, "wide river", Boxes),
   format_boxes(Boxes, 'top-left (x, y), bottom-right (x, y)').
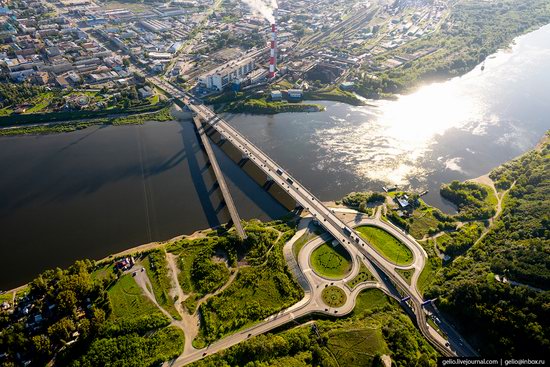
top-left (1, 25), bottom-right (549, 289)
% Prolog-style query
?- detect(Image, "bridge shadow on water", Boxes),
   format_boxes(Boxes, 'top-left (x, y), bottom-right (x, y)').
top-left (178, 119), bottom-right (223, 229)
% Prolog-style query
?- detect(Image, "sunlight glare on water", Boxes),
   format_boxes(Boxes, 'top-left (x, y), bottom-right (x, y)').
top-left (315, 81), bottom-right (486, 186)
top-left (313, 24), bottom-right (550, 187)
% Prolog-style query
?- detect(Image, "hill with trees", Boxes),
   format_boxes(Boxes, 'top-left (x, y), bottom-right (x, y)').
top-left (427, 133), bottom-right (550, 356)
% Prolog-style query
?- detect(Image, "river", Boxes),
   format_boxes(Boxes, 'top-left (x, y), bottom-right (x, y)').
top-left (1, 24), bottom-right (549, 289)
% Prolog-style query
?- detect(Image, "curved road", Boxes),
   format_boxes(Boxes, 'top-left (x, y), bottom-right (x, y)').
top-left (149, 78), bottom-right (477, 363)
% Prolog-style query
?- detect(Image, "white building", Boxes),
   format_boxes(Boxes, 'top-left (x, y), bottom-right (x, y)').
top-left (198, 57), bottom-right (255, 91)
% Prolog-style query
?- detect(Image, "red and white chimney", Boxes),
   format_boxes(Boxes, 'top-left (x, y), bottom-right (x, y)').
top-left (269, 22), bottom-right (277, 79)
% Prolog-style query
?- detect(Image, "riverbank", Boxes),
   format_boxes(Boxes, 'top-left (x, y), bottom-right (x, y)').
top-left (0, 105), bottom-right (174, 136)
top-left (350, 3), bottom-right (550, 99)
top-left (207, 87), bottom-right (362, 114)
top-left (221, 98), bottom-right (325, 114)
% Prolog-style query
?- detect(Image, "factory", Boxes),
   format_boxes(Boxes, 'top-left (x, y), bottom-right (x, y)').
top-left (198, 56), bottom-right (255, 91)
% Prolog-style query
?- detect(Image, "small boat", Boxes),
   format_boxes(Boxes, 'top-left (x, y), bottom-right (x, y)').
top-left (481, 64), bottom-right (485, 71)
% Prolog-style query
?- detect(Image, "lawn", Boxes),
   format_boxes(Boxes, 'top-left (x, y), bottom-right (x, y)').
top-left (107, 274), bottom-right (164, 321)
top-left (321, 286), bottom-right (347, 308)
top-left (478, 183), bottom-right (498, 207)
top-left (310, 242), bottom-right (352, 279)
top-left (356, 226), bottom-right (413, 266)
top-left (395, 267), bottom-right (415, 285)
top-left (0, 292), bottom-right (13, 304)
top-left (91, 262), bottom-right (114, 282)
top-left (25, 92), bottom-right (54, 114)
top-left (346, 262), bottom-right (376, 290)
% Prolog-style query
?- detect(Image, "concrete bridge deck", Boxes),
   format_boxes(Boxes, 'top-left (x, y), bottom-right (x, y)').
top-left (192, 115), bottom-right (246, 240)
top-left (149, 76), bottom-right (473, 358)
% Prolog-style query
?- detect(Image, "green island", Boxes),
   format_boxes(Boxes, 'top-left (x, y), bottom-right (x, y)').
top-left (321, 286), bottom-right (347, 308)
top-left (346, 262), bottom-right (376, 290)
top-left (0, 106), bottom-right (174, 137)
top-left (206, 87), bottom-right (363, 115)
top-left (221, 97), bottom-right (325, 114)
top-left (310, 242), bottom-right (353, 279)
top-left (395, 268), bottom-right (415, 286)
top-left (355, 225), bottom-right (414, 266)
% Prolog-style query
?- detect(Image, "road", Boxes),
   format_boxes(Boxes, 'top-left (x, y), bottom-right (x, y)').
top-left (169, 218), bottom-right (392, 366)
top-left (148, 77), bottom-right (478, 362)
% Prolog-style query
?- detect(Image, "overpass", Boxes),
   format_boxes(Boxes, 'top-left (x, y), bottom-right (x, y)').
top-left (150, 77), bottom-right (473, 358)
top-left (192, 115), bottom-right (246, 239)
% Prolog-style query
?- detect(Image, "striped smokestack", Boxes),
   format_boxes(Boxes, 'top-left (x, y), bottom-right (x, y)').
top-left (269, 22), bottom-right (276, 78)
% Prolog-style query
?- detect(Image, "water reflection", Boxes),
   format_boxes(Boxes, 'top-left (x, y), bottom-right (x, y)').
top-left (311, 24), bottom-right (550, 187)
top-left (226, 24), bottom-right (550, 210)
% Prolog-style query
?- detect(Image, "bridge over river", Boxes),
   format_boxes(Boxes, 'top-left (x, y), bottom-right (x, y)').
top-left (149, 76), bottom-right (477, 362)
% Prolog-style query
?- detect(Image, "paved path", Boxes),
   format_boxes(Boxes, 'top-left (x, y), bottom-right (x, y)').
top-left (166, 254), bottom-right (199, 355)
top-left (168, 219), bottom-right (391, 366)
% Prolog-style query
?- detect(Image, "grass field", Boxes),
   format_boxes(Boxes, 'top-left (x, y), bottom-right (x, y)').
top-left (91, 262), bottom-right (114, 282)
top-left (478, 183), bottom-right (498, 207)
top-left (354, 289), bottom-right (392, 313)
top-left (0, 292), bottom-right (13, 304)
top-left (310, 242), bottom-right (352, 279)
top-left (346, 262), bottom-right (376, 289)
top-left (321, 286), bottom-right (347, 308)
top-left (356, 226), bottom-right (413, 266)
top-left (409, 205), bottom-right (443, 239)
top-left (395, 267), bottom-right (415, 285)
top-left (417, 255), bottom-right (442, 296)
top-left (141, 251), bottom-right (181, 320)
top-left (108, 274), bottom-right (163, 320)
top-left (25, 92), bottom-right (54, 114)
top-left (326, 327), bottom-right (387, 366)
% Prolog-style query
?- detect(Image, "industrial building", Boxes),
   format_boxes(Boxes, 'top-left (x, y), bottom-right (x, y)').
top-left (198, 57), bottom-right (255, 91)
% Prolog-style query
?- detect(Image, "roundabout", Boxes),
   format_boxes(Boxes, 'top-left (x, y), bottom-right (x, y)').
top-left (321, 286), bottom-right (347, 308)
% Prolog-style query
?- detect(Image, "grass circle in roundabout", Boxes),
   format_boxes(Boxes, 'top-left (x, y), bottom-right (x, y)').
top-left (322, 286), bottom-right (347, 308)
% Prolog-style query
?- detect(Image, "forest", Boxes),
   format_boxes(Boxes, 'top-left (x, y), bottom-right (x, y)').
top-left (355, 0), bottom-right (550, 98)
top-left (427, 134), bottom-right (550, 356)
top-left (440, 181), bottom-right (496, 220)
